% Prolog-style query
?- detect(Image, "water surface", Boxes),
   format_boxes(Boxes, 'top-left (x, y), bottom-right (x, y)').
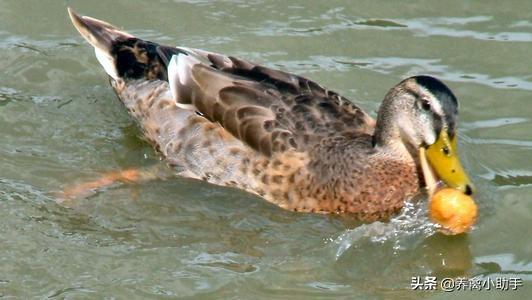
top-left (1, 0), bottom-right (531, 298)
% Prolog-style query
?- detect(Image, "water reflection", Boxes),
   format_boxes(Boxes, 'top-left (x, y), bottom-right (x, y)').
top-left (421, 233), bottom-right (473, 278)
top-left (334, 231), bottom-right (473, 291)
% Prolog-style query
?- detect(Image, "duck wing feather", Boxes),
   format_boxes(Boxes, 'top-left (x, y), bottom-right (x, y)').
top-left (168, 49), bottom-right (376, 156)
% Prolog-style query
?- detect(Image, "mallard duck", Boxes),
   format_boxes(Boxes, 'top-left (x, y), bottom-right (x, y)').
top-left (67, 8), bottom-right (474, 221)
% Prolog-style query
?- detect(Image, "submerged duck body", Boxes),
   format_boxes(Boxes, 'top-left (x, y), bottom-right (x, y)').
top-left (68, 9), bottom-right (473, 220)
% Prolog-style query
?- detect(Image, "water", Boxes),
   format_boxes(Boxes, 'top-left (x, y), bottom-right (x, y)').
top-left (1, 0), bottom-right (531, 298)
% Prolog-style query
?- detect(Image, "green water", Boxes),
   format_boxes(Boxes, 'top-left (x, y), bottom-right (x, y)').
top-left (1, 0), bottom-right (531, 298)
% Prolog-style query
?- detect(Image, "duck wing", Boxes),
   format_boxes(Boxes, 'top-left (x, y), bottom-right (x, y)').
top-left (168, 49), bottom-right (376, 156)
top-left (68, 7), bottom-right (375, 157)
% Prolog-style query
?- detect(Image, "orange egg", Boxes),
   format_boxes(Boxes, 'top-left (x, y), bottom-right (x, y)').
top-left (429, 188), bottom-right (478, 235)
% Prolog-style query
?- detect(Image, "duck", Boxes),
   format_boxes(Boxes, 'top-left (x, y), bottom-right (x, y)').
top-left (67, 8), bottom-right (474, 221)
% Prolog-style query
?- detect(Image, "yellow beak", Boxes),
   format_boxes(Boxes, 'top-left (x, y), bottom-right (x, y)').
top-left (423, 130), bottom-right (474, 195)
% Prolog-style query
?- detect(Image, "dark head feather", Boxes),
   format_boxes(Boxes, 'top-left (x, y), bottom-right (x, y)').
top-left (414, 75), bottom-right (458, 138)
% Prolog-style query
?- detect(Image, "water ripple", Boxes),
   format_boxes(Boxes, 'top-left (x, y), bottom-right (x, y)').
top-left (272, 55), bottom-right (532, 91)
top-left (332, 199), bottom-right (437, 259)
top-left (252, 12), bottom-right (532, 42)
top-left (469, 138), bottom-right (532, 148)
top-left (462, 117), bottom-right (529, 131)
top-left (479, 169), bottom-right (532, 188)
top-left (402, 16), bottom-right (532, 42)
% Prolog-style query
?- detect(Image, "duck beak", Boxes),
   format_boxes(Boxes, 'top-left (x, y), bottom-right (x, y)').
top-left (422, 130), bottom-right (475, 195)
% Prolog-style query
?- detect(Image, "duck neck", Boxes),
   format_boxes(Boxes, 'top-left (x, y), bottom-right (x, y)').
top-left (373, 99), bottom-right (416, 161)
top-left (373, 111), bottom-right (399, 148)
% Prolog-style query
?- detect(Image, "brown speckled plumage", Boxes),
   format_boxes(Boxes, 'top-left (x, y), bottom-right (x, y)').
top-left (68, 9), bottom-right (467, 221)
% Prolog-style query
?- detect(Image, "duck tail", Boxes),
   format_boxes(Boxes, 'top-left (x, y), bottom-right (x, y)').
top-left (68, 7), bottom-right (180, 81)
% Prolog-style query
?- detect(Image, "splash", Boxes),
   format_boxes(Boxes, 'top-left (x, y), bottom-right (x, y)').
top-left (332, 199), bottom-right (438, 259)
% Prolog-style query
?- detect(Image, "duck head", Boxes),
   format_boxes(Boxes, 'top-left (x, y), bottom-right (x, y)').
top-left (374, 75), bottom-right (474, 195)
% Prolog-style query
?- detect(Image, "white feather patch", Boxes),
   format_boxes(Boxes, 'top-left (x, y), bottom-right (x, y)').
top-left (177, 53), bottom-right (193, 85)
top-left (168, 55), bottom-right (180, 101)
top-left (94, 47), bottom-right (118, 80)
top-left (168, 53), bottom-right (201, 111)
top-left (175, 102), bottom-right (197, 110)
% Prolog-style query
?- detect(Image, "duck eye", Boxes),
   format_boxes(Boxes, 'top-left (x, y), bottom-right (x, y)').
top-left (421, 99), bottom-right (431, 111)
